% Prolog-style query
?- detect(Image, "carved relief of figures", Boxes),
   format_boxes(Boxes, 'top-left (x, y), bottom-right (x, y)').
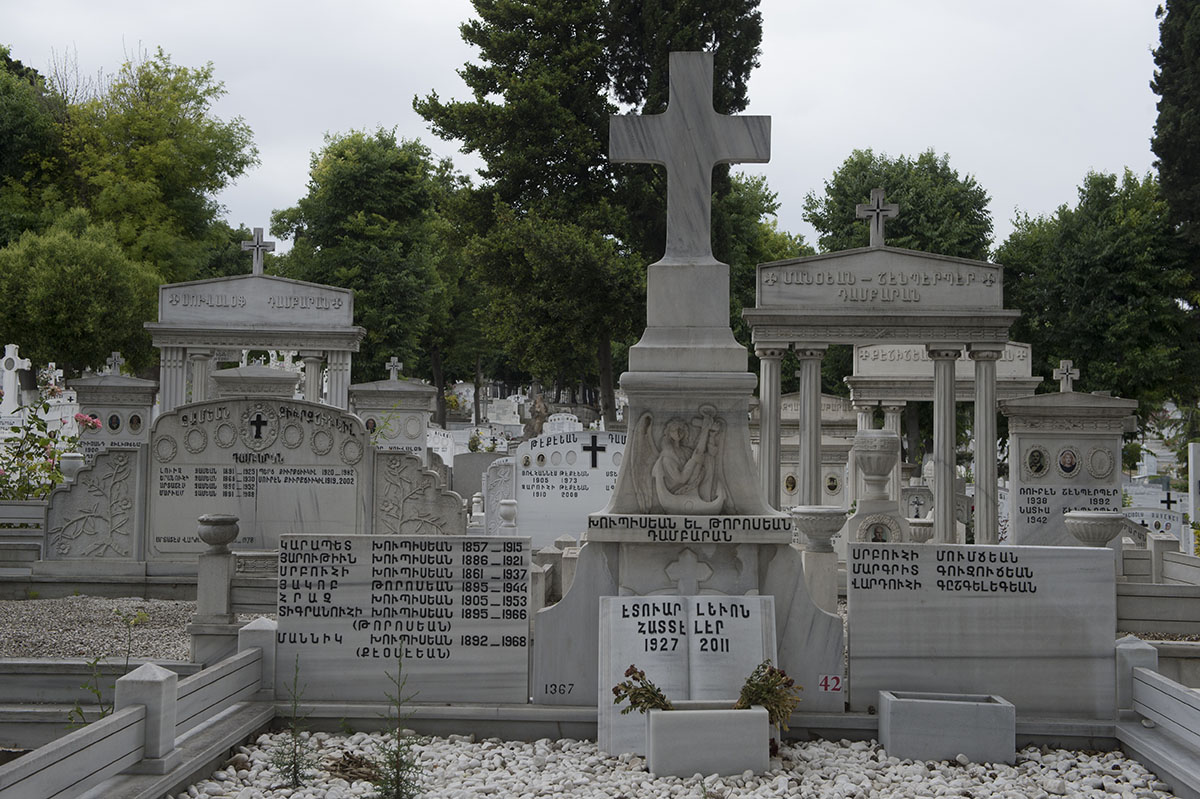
top-left (628, 406), bottom-right (728, 514)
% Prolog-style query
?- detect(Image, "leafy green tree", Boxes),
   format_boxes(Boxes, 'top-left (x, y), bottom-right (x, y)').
top-left (1151, 0), bottom-right (1200, 252)
top-left (415, 0), bottom-right (640, 421)
top-left (0, 209), bottom-right (159, 373)
top-left (272, 130), bottom-right (454, 384)
top-left (802, 149), bottom-right (993, 259)
top-left (62, 48), bottom-right (257, 283)
top-left (997, 170), bottom-right (1199, 426)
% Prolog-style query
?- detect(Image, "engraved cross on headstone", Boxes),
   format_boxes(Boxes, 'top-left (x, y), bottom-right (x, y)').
top-left (665, 548), bottom-right (713, 595)
top-left (1053, 360), bottom-right (1079, 392)
top-left (1162, 492), bottom-right (1179, 511)
top-left (856, 187), bottom-right (899, 248)
top-left (241, 227), bottom-right (275, 276)
top-left (105, 351), bottom-right (125, 375)
top-left (386, 357), bottom-right (403, 381)
top-left (609, 52), bottom-right (770, 263)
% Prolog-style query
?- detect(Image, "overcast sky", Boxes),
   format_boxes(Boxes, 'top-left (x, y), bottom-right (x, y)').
top-left (7, 1), bottom-right (1165, 255)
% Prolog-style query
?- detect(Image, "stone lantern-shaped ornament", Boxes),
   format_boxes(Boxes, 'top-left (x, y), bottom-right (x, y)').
top-left (844, 429), bottom-right (909, 544)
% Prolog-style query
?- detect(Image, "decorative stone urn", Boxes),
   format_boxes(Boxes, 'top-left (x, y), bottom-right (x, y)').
top-left (1063, 510), bottom-right (1126, 548)
top-left (907, 518), bottom-right (934, 544)
top-left (790, 505), bottom-right (847, 552)
top-left (196, 514), bottom-right (240, 554)
top-left (59, 452), bottom-right (85, 483)
top-left (854, 429), bottom-right (900, 497)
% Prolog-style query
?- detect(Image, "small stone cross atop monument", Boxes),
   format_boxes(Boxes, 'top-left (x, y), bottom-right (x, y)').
top-left (1, 344), bottom-right (30, 414)
top-left (241, 227), bottom-right (275, 276)
top-left (609, 52), bottom-right (770, 263)
top-left (1053, 359), bottom-right (1079, 392)
top-left (386, 357), bottom-right (403, 381)
top-left (856, 187), bottom-right (899, 248)
top-left (105, 351), bottom-right (126, 375)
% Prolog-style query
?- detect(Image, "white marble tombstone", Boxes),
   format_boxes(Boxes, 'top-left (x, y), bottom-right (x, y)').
top-left (0, 343), bottom-right (31, 428)
top-left (1001, 391), bottom-right (1137, 546)
top-left (513, 430), bottom-right (626, 548)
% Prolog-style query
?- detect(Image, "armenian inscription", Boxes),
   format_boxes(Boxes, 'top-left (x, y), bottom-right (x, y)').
top-left (847, 542), bottom-right (1116, 716)
top-left (276, 534), bottom-right (530, 702)
top-left (148, 398), bottom-right (368, 556)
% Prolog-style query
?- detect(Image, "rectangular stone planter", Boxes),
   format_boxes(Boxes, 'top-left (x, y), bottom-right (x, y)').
top-left (645, 701), bottom-right (769, 777)
top-left (878, 690), bottom-right (1016, 764)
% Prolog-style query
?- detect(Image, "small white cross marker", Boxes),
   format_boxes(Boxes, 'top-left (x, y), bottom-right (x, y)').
top-left (241, 227), bottom-right (275, 276)
top-left (856, 187), bottom-right (899, 248)
top-left (1053, 360), bottom-right (1079, 392)
top-left (386, 357), bottom-right (403, 381)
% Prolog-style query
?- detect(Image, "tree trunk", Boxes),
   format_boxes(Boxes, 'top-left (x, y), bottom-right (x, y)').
top-left (598, 336), bottom-right (617, 426)
top-left (473, 355), bottom-right (482, 426)
top-left (431, 343), bottom-right (446, 429)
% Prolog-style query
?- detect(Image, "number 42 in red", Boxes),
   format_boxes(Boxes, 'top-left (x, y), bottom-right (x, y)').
top-left (818, 675), bottom-right (842, 692)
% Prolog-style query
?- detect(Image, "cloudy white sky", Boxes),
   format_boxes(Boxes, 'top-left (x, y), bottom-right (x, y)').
top-left (6, 1), bottom-right (1165, 254)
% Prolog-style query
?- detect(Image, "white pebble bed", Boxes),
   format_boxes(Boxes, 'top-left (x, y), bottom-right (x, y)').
top-left (170, 731), bottom-right (1177, 799)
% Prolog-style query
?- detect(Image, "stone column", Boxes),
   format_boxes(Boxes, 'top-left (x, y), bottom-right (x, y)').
top-left (794, 346), bottom-right (826, 506)
top-left (969, 346), bottom-right (1003, 544)
top-left (882, 403), bottom-right (906, 504)
top-left (325, 350), bottom-right (352, 409)
top-left (849, 400), bottom-right (876, 507)
top-left (754, 346), bottom-right (787, 509)
top-left (159, 346), bottom-right (187, 413)
top-left (187, 350), bottom-right (211, 404)
top-left (300, 352), bottom-right (324, 404)
top-left (928, 346), bottom-right (961, 543)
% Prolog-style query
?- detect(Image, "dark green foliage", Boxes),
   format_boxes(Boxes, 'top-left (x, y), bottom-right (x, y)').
top-left (271, 131), bottom-right (453, 383)
top-left (997, 170), bottom-right (1199, 426)
top-left (1151, 0), bottom-right (1200, 251)
top-left (802, 149), bottom-right (993, 259)
top-left (0, 209), bottom-right (159, 373)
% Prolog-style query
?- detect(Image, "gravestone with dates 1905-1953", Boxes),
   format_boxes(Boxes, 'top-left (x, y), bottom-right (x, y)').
top-left (1000, 361), bottom-right (1137, 546)
top-left (529, 53), bottom-right (843, 735)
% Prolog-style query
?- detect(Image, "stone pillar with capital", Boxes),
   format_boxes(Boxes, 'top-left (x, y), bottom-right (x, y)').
top-left (794, 347), bottom-right (826, 506)
top-left (187, 350), bottom-right (212, 404)
top-left (882, 403), bottom-right (906, 504)
top-left (755, 346), bottom-right (787, 508)
top-left (301, 352), bottom-right (325, 404)
top-left (160, 346), bottom-right (187, 413)
top-left (969, 346), bottom-right (1003, 544)
top-left (928, 345), bottom-right (961, 543)
top-left (325, 351), bottom-right (352, 409)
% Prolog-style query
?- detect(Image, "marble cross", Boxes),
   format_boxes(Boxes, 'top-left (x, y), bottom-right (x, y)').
top-left (46, 362), bottom-right (62, 386)
top-left (1053, 359), bottom-right (1079, 392)
top-left (386, 357), bottom-right (403, 381)
top-left (241, 227), bottom-right (275, 276)
top-left (609, 52), bottom-right (770, 263)
top-left (105, 351), bottom-right (125, 375)
top-left (1, 344), bottom-right (30, 414)
top-left (856, 187), bottom-right (899, 248)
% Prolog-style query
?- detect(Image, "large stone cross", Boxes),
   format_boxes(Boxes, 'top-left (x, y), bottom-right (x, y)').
top-left (856, 187), bottom-right (899, 247)
top-left (1053, 359), bottom-right (1079, 392)
top-left (241, 227), bottom-right (275, 276)
top-left (105, 351), bottom-right (125, 375)
top-left (610, 52), bottom-right (770, 263)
